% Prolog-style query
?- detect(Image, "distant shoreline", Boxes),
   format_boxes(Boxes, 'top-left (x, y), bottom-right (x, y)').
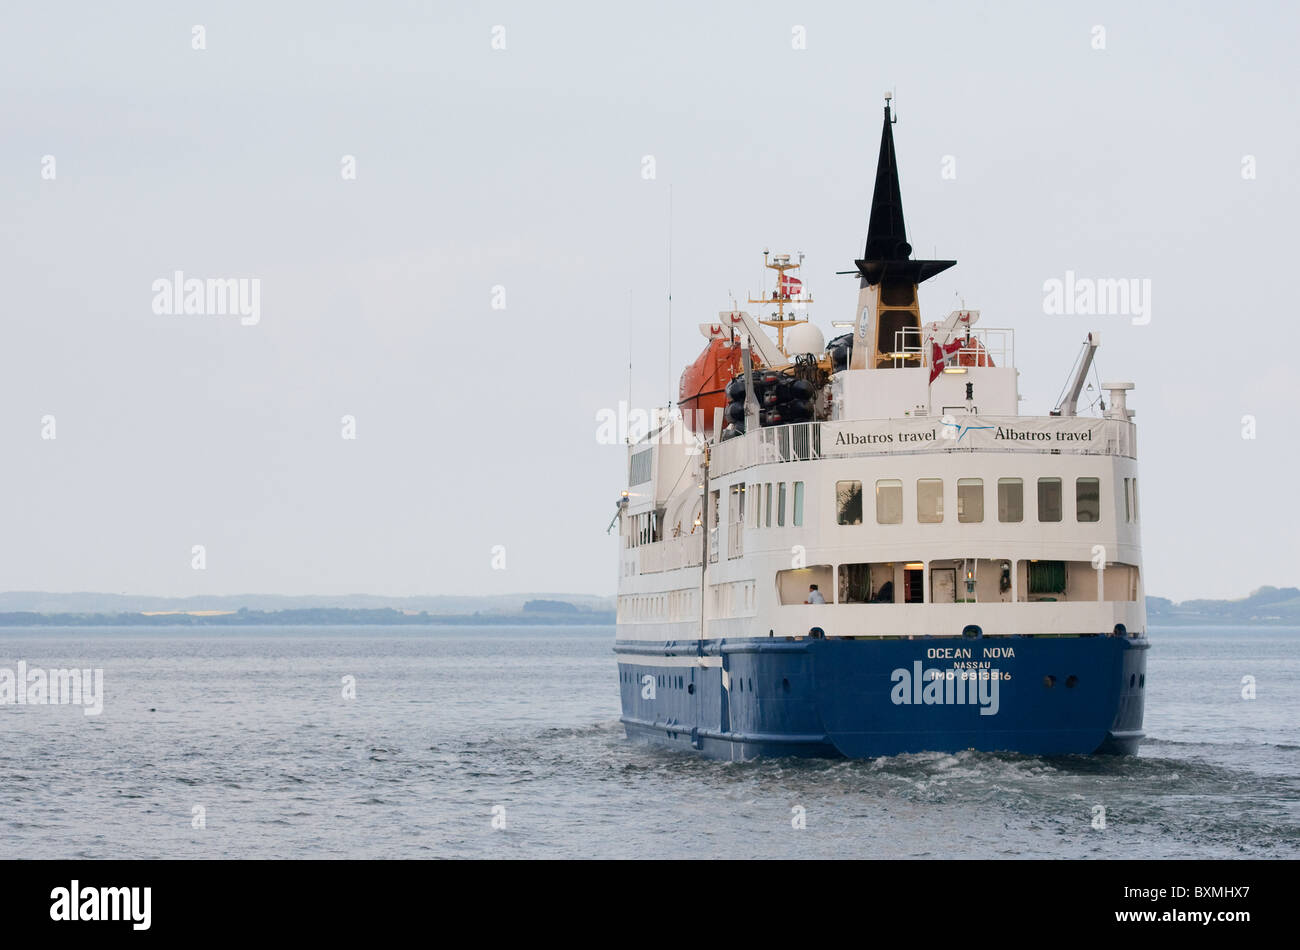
top-left (2, 612), bottom-right (1299, 630)
top-left (2, 586), bottom-right (1298, 628)
top-left (0, 608), bottom-right (615, 628)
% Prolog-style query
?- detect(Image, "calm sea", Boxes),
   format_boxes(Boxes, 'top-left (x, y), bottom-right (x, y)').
top-left (1, 625), bottom-right (1295, 859)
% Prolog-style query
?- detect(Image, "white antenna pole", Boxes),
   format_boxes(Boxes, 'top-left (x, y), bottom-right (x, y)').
top-left (627, 290), bottom-right (633, 443)
top-left (667, 184), bottom-right (673, 410)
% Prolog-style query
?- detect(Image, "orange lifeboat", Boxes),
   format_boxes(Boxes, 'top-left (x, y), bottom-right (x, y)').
top-left (958, 336), bottom-right (994, 368)
top-left (678, 327), bottom-right (757, 434)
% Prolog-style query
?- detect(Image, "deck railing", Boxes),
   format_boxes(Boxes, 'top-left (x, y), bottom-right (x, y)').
top-left (637, 534), bottom-right (704, 574)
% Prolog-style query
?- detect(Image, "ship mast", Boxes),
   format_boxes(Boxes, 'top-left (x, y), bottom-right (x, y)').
top-left (845, 94), bottom-right (956, 370)
top-left (747, 250), bottom-right (813, 355)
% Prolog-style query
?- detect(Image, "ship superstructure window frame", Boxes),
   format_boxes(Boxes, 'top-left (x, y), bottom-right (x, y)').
top-left (626, 510), bottom-right (661, 548)
top-left (1037, 477), bottom-right (1063, 523)
top-left (875, 479), bottom-right (903, 524)
top-left (1076, 477), bottom-right (1100, 523)
top-left (793, 481), bottom-right (805, 526)
top-left (838, 563), bottom-right (873, 604)
top-left (765, 482), bottom-right (773, 528)
top-left (778, 482), bottom-right (787, 526)
top-left (729, 483), bottom-right (746, 559)
top-left (836, 480), bottom-right (863, 525)
top-left (776, 565), bottom-right (834, 605)
top-left (957, 478), bottom-right (984, 523)
top-left (1027, 560), bottom-right (1067, 597)
top-left (916, 478), bottom-right (944, 524)
top-left (1123, 477), bottom-right (1131, 522)
top-left (709, 489), bottom-right (721, 563)
top-left (998, 478), bottom-right (1023, 523)
top-left (837, 563), bottom-right (901, 604)
top-left (629, 448), bottom-right (653, 486)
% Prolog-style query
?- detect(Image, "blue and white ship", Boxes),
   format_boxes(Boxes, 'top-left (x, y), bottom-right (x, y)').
top-left (613, 96), bottom-right (1148, 760)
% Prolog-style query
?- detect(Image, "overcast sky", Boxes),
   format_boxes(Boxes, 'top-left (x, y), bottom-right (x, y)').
top-left (1, 1), bottom-right (1296, 602)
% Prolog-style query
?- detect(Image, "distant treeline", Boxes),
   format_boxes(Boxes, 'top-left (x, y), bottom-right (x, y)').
top-left (0, 607), bottom-right (616, 627)
top-left (1147, 586), bottom-right (1300, 625)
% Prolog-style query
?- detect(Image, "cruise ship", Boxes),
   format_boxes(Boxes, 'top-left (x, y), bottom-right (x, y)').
top-left (613, 97), bottom-right (1148, 760)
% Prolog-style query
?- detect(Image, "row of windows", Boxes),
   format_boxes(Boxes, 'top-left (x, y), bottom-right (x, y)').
top-left (617, 589), bottom-right (696, 622)
top-left (735, 480), bottom-right (806, 528)
top-left (835, 476), bottom-right (1129, 526)
top-left (776, 559), bottom-right (1141, 605)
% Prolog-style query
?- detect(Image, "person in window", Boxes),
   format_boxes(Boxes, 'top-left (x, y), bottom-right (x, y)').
top-left (873, 580), bottom-right (894, 603)
top-left (805, 584), bottom-right (826, 605)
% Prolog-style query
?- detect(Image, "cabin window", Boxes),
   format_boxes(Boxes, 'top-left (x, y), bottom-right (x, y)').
top-left (765, 483), bottom-right (773, 527)
top-left (778, 483), bottom-right (787, 526)
top-left (957, 478), bottom-right (984, 523)
top-left (1123, 477), bottom-right (1131, 522)
top-left (836, 480), bottom-right (863, 525)
top-left (917, 478), bottom-right (943, 523)
top-left (1037, 478), bottom-right (1062, 523)
top-left (777, 566), bottom-right (833, 605)
top-left (875, 479), bottom-right (902, 524)
top-left (1076, 477), bottom-right (1100, 523)
top-left (838, 563), bottom-right (873, 604)
top-left (793, 482), bottom-right (805, 526)
top-left (998, 478), bottom-right (1023, 523)
top-left (1132, 477), bottom-right (1139, 521)
top-left (752, 483), bottom-right (761, 527)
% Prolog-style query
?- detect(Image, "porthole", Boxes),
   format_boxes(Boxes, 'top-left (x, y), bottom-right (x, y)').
top-left (1139, 674), bottom-right (1145, 688)
top-left (687, 683), bottom-right (695, 695)
top-left (1129, 674), bottom-right (1136, 688)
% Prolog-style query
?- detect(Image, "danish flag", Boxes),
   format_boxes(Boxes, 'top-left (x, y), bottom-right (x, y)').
top-left (779, 274), bottom-right (802, 297)
top-left (929, 338), bottom-right (964, 384)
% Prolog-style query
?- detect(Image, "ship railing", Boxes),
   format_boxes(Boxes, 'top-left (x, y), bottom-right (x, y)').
top-left (898, 326), bottom-right (1018, 369)
top-left (889, 327), bottom-right (926, 368)
top-left (638, 534), bottom-right (704, 574)
top-left (710, 417), bottom-right (1136, 478)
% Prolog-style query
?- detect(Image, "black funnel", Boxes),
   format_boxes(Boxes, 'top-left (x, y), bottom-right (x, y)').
top-left (854, 101), bottom-right (955, 288)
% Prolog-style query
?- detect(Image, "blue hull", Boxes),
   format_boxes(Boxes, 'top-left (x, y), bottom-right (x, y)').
top-left (616, 634), bottom-right (1147, 760)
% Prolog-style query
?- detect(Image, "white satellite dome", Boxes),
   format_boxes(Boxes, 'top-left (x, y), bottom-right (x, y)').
top-left (784, 322), bottom-right (825, 357)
